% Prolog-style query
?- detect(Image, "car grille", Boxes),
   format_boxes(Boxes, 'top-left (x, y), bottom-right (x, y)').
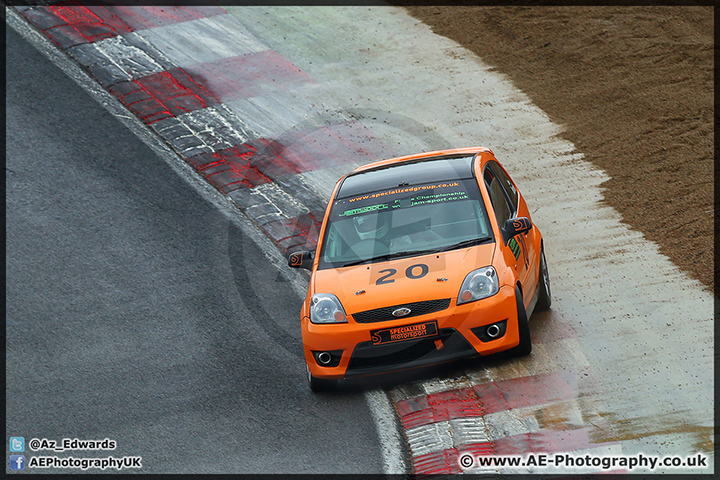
top-left (346, 328), bottom-right (475, 376)
top-left (352, 298), bottom-right (451, 323)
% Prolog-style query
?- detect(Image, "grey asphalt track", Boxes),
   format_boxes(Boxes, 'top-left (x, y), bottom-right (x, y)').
top-left (5, 26), bottom-right (385, 474)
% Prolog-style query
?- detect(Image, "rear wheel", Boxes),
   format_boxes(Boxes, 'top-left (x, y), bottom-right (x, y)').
top-left (306, 363), bottom-right (337, 393)
top-left (535, 248), bottom-right (552, 312)
top-left (509, 285), bottom-right (532, 356)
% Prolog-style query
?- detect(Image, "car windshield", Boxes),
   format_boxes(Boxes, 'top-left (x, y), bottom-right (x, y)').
top-left (318, 177), bottom-right (493, 269)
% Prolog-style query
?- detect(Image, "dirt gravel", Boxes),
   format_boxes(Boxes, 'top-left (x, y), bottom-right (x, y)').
top-left (395, 5), bottom-right (714, 292)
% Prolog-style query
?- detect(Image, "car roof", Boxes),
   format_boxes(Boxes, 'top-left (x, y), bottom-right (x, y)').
top-left (336, 148), bottom-right (490, 199)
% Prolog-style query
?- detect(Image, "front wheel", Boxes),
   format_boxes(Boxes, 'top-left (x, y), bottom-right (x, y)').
top-left (508, 285), bottom-right (532, 356)
top-left (535, 248), bottom-right (552, 312)
top-left (306, 364), bottom-right (337, 393)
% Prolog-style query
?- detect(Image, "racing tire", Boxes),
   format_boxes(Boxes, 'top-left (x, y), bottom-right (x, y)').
top-left (508, 285), bottom-right (532, 357)
top-left (535, 248), bottom-right (552, 312)
top-left (306, 364), bottom-right (337, 393)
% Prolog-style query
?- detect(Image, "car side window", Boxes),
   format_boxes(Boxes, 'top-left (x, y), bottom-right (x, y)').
top-left (486, 161), bottom-right (518, 213)
top-left (484, 168), bottom-right (512, 227)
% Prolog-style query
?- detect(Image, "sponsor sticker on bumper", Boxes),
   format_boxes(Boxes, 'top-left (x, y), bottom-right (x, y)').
top-left (371, 321), bottom-right (438, 345)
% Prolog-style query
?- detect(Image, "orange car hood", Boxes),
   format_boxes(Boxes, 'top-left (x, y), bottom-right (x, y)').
top-left (312, 243), bottom-right (496, 314)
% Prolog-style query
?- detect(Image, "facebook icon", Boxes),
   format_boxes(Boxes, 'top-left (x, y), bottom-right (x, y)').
top-left (9, 455), bottom-right (25, 470)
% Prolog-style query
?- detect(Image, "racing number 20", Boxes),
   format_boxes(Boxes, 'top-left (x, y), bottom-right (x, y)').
top-left (376, 264), bottom-right (429, 285)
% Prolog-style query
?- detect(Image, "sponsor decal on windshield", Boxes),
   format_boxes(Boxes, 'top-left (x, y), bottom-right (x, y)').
top-left (339, 203), bottom-right (389, 217)
top-left (338, 182), bottom-right (470, 218)
top-left (409, 190), bottom-right (469, 206)
top-left (347, 182), bottom-right (460, 203)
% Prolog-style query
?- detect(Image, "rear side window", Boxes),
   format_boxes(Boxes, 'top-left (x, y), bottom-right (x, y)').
top-left (485, 161), bottom-right (518, 212)
top-left (483, 162), bottom-right (516, 227)
top-left (485, 174), bottom-right (512, 226)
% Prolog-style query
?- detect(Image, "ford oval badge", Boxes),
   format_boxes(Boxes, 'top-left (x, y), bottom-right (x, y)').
top-left (392, 307), bottom-right (412, 317)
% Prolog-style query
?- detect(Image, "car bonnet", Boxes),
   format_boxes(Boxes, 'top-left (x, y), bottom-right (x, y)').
top-left (311, 242), bottom-right (496, 316)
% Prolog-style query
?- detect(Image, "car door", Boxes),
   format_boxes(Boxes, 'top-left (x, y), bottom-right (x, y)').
top-left (483, 161), bottom-right (537, 306)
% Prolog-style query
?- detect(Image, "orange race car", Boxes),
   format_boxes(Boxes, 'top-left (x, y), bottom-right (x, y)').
top-left (288, 147), bottom-right (551, 391)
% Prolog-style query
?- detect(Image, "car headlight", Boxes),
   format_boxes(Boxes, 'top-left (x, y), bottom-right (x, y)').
top-left (457, 266), bottom-right (499, 305)
top-left (310, 294), bottom-right (347, 324)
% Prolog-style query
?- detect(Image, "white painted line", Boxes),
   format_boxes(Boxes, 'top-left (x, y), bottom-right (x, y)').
top-left (68, 34), bottom-right (165, 85)
top-left (152, 106), bottom-right (261, 157)
top-left (253, 182), bottom-right (310, 219)
top-left (137, 13), bottom-right (269, 67)
top-left (420, 376), bottom-right (472, 396)
top-left (448, 417), bottom-right (491, 447)
top-left (405, 421), bottom-right (454, 458)
top-left (480, 409), bottom-right (537, 444)
top-left (364, 388), bottom-right (411, 474)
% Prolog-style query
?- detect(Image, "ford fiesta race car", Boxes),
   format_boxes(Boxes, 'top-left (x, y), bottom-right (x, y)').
top-left (288, 147), bottom-right (551, 391)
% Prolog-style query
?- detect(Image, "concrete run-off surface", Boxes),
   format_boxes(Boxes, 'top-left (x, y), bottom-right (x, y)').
top-left (10, 3), bottom-right (714, 475)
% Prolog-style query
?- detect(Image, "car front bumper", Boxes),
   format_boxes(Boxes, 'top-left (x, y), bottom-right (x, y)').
top-left (303, 284), bottom-right (520, 379)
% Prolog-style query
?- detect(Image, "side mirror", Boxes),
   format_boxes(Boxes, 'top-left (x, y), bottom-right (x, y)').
top-left (288, 250), bottom-right (314, 270)
top-left (504, 217), bottom-right (532, 240)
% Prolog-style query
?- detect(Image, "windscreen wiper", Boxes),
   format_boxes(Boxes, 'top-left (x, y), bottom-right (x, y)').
top-left (428, 236), bottom-right (493, 254)
top-left (341, 258), bottom-right (377, 267)
top-left (341, 238), bottom-right (491, 267)
top-left (341, 250), bottom-right (419, 267)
